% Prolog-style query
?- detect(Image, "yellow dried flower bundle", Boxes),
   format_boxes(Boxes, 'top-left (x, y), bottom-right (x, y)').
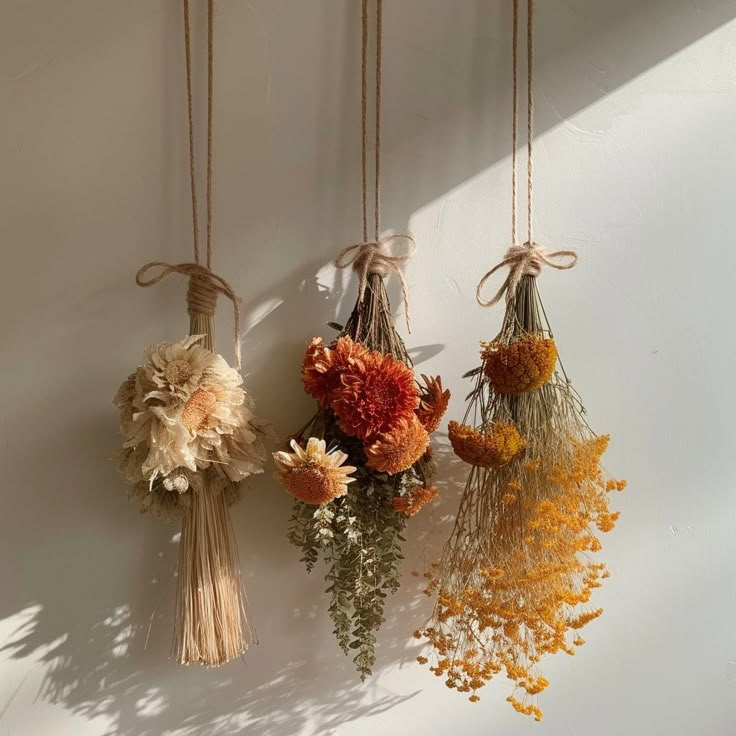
top-left (419, 276), bottom-right (626, 720)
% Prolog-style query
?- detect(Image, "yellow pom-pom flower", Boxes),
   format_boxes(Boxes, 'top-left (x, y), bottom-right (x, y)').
top-left (481, 335), bottom-right (557, 394)
top-left (448, 420), bottom-right (526, 467)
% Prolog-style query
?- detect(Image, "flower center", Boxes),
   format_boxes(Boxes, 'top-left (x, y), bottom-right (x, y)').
top-left (164, 359), bottom-right (194, 386)
top-left (182, 388), bottom-right (217, 432)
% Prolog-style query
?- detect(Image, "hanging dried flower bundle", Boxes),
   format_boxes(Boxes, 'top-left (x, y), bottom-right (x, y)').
top-left (113, 1), bottom-right (269, 666)
top-left (280, 275), bottom-right (448, 678)
top-left (276, 0), bottom-right (449, 679)
top-left (416, 0), bottom-right (626, 719)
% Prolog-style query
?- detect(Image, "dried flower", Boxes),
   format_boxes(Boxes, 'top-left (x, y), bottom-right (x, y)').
top-left (393, 486), bottom-right (438, 517)
top-left (274, 437), bottom-right (357, 505)
top-left (145, 334), bottom-right (216, 400)
top-left (364, 415), bottom-right (429, 474)
top-left (481, 335), bottom-right (557, 394)
top-left (416, 374), bottom-right (451, 432)
top-left (448, 420), bottom-right (526, 467)
top-left (302, 336), bottom-right (371, 408)
top-left (332, 350), bottom-right (419, 440)
top-left (115, 336), bottom-right (267, 489)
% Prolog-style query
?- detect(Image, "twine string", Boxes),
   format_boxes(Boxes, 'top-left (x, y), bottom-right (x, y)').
top-left (477, 0), bottom-right (576, 307)
top-left (335, 234), bottom-right (416, 331)
top-left (136, 262), bottom-right (242, 370)
top-left (137, 1), bottom-right (243, 366)
top-left (337, 0), bottom-right (414, 331)
top-left (476, 244), bottom-right (577, 308)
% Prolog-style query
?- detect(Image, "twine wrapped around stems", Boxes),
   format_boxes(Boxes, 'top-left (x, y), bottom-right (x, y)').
top-left (335, 234), bottom-right (415, 332)
top-left (476, 242), bottom-right (577, 307)
top-left (136, 261), bottom-right (242, 370)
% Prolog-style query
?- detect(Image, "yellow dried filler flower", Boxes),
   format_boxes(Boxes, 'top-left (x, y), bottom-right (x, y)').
top-left (448, 420), bottom-right (526, 467)
top-left (481, 335), bottom-right (557, 394)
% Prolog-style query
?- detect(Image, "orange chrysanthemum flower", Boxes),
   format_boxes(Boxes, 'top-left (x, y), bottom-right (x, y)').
top-left (448, 420), bottom-right (526, 467)
top-left (481, 335), bottom-right (557, 394)
top-left (332, 351), bottom-right (419, 440)
top-left (416, 374), bottom-right (451, 433)
top-left (301, 336), bottom-right (371, 408)
top-left (393, 485), bottom-right (438, 517)
top-left (273, 437), bottom-right (356, 505)
top-left (364, 415), bottom-right (429, 474)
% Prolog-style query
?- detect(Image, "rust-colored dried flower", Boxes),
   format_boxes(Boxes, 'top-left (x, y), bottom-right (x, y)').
top-left (301, 336), bottom-right (371, 408)
top-left (481, 335), bottom-right (557, 394)
top-left (364, 415), bottom-right (429, 474)
top-left (416, 374), bottom-right (451, 433)
top-left (333, 351), bottom-right (419, 440)
top-left (448, 420), bottom-right (526, 467)
top-left (273, 437), bottom-right (356, 505)
top-left (393, 485), bottom-right (438, 517)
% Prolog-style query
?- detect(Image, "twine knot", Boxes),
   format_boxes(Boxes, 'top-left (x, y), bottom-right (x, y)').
top-left (136, 261), bottom-right (242, 370)
top-left (476, 242), bottom-right (577, 307)
top-left (334, 233), bottom-right (416, 332)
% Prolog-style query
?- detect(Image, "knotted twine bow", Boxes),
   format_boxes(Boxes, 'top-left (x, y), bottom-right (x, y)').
top-left (476, 242), bottom-right (577, 307)
top-left (136, 261), bottom-right (242, 371)
top-left (335, 234), bottom-right (416, 332)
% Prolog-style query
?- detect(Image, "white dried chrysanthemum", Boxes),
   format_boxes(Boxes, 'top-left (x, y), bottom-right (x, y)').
top-left (114, 336), bottom-right (268, 516)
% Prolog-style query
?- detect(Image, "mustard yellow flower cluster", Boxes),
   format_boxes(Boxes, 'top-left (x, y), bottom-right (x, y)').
top-left (481, 335), bottom-right (557, 394)
top-left (418, 434), bottom-right (626, 719)
top-left (448, 420), bottom-right (526, 467)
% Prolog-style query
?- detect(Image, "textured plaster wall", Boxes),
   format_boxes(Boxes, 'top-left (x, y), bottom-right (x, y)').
top-left (1, 1), bottom-right (736, 735)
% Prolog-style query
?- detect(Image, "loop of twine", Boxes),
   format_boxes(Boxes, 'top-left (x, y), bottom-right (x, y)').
top-left (136, 262), bottom-right (242, 370)
top-left (335, 234), bottom-right (415, 332)
top-left (476, 243), bottom-right (577, 308)
top-left (476, 0), bottom-right (577, 307)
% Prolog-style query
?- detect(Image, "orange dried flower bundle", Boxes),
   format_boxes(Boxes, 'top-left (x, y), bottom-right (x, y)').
top-left (279, 275), bottom-right (449, 679)
top-left (417, 276), bottom-right (625, 719)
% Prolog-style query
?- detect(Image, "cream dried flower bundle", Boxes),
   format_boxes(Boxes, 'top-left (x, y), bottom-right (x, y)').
top-left (113, 1), bottom-right (268, 666)
top-left (115, 334), bottom-right (266, 523)
top-left (276, 0), bottom-right (449, 679)
top-left (416, 0), bottom-right (626, 720)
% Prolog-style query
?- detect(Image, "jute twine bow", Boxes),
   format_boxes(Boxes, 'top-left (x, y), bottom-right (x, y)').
top-left (476, 242), bottom-right (577, 307)
top-left (136, 261), bottom-right (242, 370)
top-left (335, 234), bottom-right (415, 331)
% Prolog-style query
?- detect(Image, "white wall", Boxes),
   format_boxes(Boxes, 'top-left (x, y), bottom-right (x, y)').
top-left (2, 1), bottom-right (736, 734)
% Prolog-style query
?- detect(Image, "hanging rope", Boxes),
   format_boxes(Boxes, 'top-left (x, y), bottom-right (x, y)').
top-left (336, 0), bottom-right (414, 332)
top-left (477, 0), bottom-right (577, 308)
top-left (137, 0), bottom-right (242, 365)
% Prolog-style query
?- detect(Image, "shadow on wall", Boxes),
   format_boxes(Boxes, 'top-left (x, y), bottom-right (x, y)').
top-left (0, 256), bottom-right (467, 736)
top-left (1, 0), bottom-right (735, 734)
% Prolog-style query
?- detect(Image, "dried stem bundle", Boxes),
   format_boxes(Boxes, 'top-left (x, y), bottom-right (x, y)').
top-left (172, 312), bottom-right (256, 666)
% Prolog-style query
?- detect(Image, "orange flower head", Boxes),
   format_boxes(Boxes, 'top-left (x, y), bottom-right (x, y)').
top-left (481, 335), bottom-right (557, 394)
top-left (364, 414), bottom-right (429, 474)
top-left (393, 485), bottom-right (439, 517)
top-left (301, 336), bottom-right (371, 408)
top-left (448, 420), bottom-right (526, 467)
top-left (416, 374), bottom-right (451, 433)
top-left (273, 437), bottom-right (356, 505)
top-left (332, 351), bottom-right (419, 440)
